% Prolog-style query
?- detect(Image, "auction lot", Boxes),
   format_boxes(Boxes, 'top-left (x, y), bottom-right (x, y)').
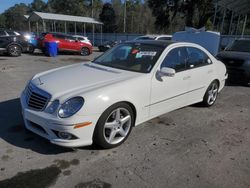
top-left (0, 52), bottom-right (250, 188)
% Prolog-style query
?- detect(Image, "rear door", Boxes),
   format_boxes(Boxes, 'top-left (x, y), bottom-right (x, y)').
top-left (52, 34), bottom-right (66, 50)
top-left (186, 46), bottom-right (214, 103)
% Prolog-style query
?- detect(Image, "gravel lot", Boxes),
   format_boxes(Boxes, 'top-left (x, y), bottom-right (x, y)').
top-left (0, 52), bottom-right (250, 188)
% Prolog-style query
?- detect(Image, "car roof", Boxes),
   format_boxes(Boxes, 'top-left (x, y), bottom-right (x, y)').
top-left (125, 40), bottom-right (175, 48)
top-left (138, 34), bottom-right (172, 38)
top-left (73, 35), bottom-right (87, 38)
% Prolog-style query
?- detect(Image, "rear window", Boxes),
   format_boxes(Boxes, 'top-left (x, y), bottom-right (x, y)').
top-left (226, 40), bottom-right (250, 53)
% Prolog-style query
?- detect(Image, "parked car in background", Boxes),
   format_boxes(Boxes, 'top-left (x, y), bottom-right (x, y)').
top-left (21, 32), bottom-right (38, 53)
top-left (72, 35), bottom-right (92, 46)
top-left (21, 40), bottom-right (227, 149)
top-left (0, 29), bottom-right (29, 57)
top-left (217, 38), bottom-right (250, 85)
top-left (98, 41), bottom-right (119, 52)
top-left (0, 28), bottom-right (21, 36)
top-left (38, 32), bottom-right (92, 56)
top-left (134, 35), bottom-right (172, 41)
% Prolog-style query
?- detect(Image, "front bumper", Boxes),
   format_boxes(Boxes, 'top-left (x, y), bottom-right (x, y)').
top-left (20, 92), bottom-right (100, 148)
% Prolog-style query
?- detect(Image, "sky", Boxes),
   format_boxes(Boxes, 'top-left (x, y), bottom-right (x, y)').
top-left (0, 0), bottom-right (48, 13)
top-left (0, 0), bottom-right (32, 13)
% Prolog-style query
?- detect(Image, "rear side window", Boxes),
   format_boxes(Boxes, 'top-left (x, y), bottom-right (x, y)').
top-left (157, 37), bottom-right (171, 40)
top-left (65, 35), bottom-right (75, 40)
top-left (6, 31), bottom-right (16, 35)
top-left (161, 47), bottom-right (188, 72)
top-left (0, 31), bottom-right (6, 36)
top-left (186, 47), bottom-right (211, 68)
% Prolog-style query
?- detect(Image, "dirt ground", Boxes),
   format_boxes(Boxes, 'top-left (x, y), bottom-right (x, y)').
top-left (0, 52), bottom-right (250, 188)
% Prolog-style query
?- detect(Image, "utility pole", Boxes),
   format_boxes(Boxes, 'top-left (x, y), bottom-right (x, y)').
top-left (91, 0), bottom-right (94, 18)
top-left (123, 0), bottom-right (126, 33)
top-left (91, 0), bottom-right (94, 46)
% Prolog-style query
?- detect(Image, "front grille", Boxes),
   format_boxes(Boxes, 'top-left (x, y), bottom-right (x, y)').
top-left (222, 58), bottom-right (245, 67)
top-left (26, 84), bottom-right (50, 111)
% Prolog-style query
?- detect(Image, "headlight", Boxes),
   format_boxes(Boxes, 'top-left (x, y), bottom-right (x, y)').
top-left (58, 97), bottom-right (84, 118)
top-left (46, 100), bottom-right (60, 114)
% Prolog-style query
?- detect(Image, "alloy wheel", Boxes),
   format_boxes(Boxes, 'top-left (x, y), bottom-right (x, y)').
top-left (103, 108), bottom-right (132, 145)
top-left (207, 82), bottom-right (218, 105)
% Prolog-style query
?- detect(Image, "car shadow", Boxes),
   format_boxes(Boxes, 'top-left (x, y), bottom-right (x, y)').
top-left (225, 80), bottom-right (249, 87)
top-left (0, 98), bottom-right (74, 155)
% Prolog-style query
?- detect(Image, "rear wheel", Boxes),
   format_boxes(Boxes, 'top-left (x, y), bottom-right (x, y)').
top-left (8, 45), bottom-right (21, 57)
top-left (80, 47), bottom-right (90, 56)
top-left (202, 81), bottom-right (219, 107)
top-left (93, 103), bottom-right (134, 149)
top-left (28, 45), bottom-right (35, 54)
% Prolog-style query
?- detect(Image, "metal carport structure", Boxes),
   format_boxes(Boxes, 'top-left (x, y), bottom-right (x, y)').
top-left (213, 0), bottom-right (250, 36)
top-left (27, 11), bottom-right (103, 45)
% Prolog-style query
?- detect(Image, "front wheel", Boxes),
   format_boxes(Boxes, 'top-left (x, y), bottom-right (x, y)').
top-left (202, 81), bottom-right (219, 107)
top-left (80, 47), bottom-right (90, 56)
top-left (7, 45), bottom-right (21, 57)
top-left (93, 103), bottom-right (134, 149)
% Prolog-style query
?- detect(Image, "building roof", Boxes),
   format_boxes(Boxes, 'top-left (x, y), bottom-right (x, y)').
top-left (216, 0), bottom-right (250, 15)
top-left (24, 15), bottom-right (29, 20)
top-left (28, 11), bottom-right (103, 25)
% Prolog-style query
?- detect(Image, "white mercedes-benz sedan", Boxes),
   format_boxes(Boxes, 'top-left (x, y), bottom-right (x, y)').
top-left (20, 41), bottom-right (227, 148)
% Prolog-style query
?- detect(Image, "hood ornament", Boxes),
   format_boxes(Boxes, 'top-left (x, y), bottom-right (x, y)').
top-left (38, 78), bottom-right (44, 85)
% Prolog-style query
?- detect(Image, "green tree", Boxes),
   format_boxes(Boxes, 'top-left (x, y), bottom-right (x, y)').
top-left (30, 0), bottom-right (46, 12)
top-left (148, 0), bottom-right (214, 32)
top-left (0, 14), bottom-right (6, 27)
top-left (3, 3), bottom-right (30, 30)
top-left (99, 3), bottom-right (117, 33)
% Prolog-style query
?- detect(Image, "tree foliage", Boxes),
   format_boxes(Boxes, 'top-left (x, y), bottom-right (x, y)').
top-left (2, 3), bottom-right (30, 30)
top-left (99, 3), bottom-right (117, 33)
top-left (148, 0), bottom-right (214, 31)
top-left (30, 0), bottom-right (46, 12)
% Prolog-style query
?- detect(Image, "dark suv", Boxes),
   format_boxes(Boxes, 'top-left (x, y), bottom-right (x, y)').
top-left (0, 29), bottom-right (29, 57)
top-left (217, 38), bottom-right (250, 85)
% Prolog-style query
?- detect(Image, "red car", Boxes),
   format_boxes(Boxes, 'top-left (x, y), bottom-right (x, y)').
top-left (38, 32), bottom-right (92, 56)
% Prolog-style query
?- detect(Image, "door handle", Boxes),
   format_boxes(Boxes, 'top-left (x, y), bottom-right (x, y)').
top-left (183, 76), bottom-right (191, 80)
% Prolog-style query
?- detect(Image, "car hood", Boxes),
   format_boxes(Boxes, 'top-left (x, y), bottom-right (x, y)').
top-left (217, 51), bottom-right (250, 61)
top-left (31, 62), bottom-right (141, 100)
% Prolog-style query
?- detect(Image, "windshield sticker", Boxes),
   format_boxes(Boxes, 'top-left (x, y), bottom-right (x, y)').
top-left (132, 49), bottom-right (139, 54)
top-left (135, 51), bottom-right (157, 58)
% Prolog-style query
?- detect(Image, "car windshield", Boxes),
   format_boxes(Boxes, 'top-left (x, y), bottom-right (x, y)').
top-left (226, 40), bottom-right (250, 53)
top-left (93, 43), bottom-right (165, 73)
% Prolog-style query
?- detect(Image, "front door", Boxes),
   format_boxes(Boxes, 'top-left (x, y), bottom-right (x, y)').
top-left (150, 47), bottom-right (191, 117)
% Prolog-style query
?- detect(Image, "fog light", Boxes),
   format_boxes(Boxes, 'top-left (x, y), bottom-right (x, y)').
top-left (58, 132), bottom-right (72, 140)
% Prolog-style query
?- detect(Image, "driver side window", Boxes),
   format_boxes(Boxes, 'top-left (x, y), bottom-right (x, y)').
top-left (161, 47), bottom-right (187, 72)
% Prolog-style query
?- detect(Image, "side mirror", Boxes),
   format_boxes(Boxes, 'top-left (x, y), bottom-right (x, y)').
top-left (159, 67), bottom-right (176, 77)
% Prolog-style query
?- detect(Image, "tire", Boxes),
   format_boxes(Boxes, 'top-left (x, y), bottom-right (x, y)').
top-left (93, 103), bottom-right (135, 149)
top-left (202, 81), bottom-right (219, 107)
top-left (80, 47), bottom-right (90, 56)
top-left (28, 45), bottom-right (35, 54)
top-left (7, 44), bottom-right (21, 57)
